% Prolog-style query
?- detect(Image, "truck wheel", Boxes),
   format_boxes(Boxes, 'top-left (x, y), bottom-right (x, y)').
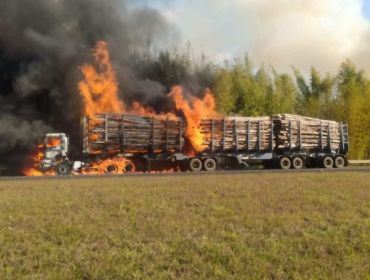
top-left (334, 156), bottom-right (345, 169)
top-left (188, 158), bottom-right (203, 172)
top-left (203, 158), bottom-right (217, 172)
top-left (55, 162), bottom-right (71, 176)
top-left (124, 161), bottom-right (136, 173)
top-left (106, 164), bottom-right (118, 174)
top-left (292, 157), bottom-right (304, 169)
top-left (322, 156), bottom-right (334, 169)
top-left (279, 157), bottom-right (291, 170)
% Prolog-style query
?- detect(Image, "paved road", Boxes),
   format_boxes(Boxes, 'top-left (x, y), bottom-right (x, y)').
top-left (0, 167), bottom-right (369, 181)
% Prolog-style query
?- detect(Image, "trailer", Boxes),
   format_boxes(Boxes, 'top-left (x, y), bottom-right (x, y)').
top-left (196, 115), bottom-right (349, 171)
top-left (37, 113), bottom-right (349, 175)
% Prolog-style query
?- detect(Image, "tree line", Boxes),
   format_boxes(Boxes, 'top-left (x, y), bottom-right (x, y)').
top-left (132, 48), bottom-right (370, 159)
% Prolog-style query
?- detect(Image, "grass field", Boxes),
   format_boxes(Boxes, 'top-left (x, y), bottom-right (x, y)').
top-left (0, 173), bottom-right (369, 279)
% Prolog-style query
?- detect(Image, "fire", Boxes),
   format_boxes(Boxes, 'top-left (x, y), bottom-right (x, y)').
top-left (169, 86), bottom-right (218, 152)
top-left (78, 41), bottom-right (159, 117)
top-left (23, 40), bottom-right (221, 176)
top-left (129, 101), bottom-right (156, 116)
top-left (81, 158), bottom-right (135, 175)
top-left (78, 41), bottom-right (125, 116)
top-left (46, 137), bottom-right (61, 148)
top-left (22, 144), bottom-right (45, 176)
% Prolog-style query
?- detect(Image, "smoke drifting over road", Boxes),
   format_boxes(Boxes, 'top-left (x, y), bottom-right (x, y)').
top-left (0, 0), bottom-right (173, 172)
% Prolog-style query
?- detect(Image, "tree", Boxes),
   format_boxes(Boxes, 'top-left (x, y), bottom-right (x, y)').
top-left (214, 68), bottom-right (235, 114)
top-left (272, 72), bottom-right (297, 114)
top-left (337, 61), bottom-right (369, 159)
top-left (294, 68), bottom-right (335, 119)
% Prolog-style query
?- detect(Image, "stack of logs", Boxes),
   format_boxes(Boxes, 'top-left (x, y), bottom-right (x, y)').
top-left (82, 113), bottom-right (344, 155)
top-left (273, 114), bottom-right (342, 151)
top-left (200, 116), bottom-right (273, 152)
top-left (199, 114), bottom-right (343, 153)
top-left (83, 114), bottom-right (183, 155)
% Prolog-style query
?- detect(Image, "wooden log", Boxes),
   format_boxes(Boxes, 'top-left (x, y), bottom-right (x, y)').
top-left (83, 114), bottom-right (183, 155)
top-left (272, 114), bottom-right (342, 151)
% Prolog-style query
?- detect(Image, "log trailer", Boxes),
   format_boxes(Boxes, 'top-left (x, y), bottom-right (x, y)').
top-left (38, 113), bottom-right (349, 175)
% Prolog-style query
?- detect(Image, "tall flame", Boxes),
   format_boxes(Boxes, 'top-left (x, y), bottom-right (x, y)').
top-left (169, 86), bottom-right (218, 152)
top-left (22, 144), bottom-right (56, 176)
top-left (23, 40), bottom-right (222, 176)
top-left (78, 41), bottom-right (125, 116)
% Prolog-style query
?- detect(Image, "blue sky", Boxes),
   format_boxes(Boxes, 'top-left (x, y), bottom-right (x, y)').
top-left (364, 0), bottom-right (370, 18)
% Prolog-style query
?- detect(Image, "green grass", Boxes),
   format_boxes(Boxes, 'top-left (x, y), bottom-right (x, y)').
top-left (0, 173), bottom-right (369, 279)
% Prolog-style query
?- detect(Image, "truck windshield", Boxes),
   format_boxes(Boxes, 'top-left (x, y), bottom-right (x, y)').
top-left (46, 137), bottom-right (62, 149)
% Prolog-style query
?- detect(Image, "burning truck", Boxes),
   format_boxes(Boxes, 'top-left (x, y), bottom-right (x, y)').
top-left (22, 41), bottom-right (349, 176)
top-left (32, 113), bottom-right (349, 176)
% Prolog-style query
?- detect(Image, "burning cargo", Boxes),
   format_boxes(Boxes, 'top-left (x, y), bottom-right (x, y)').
top-left (21, 42), bottom-right (349, 176)
top-left (82, 114), bottom-right (184, 155)
top-left (29, 113), bottom-right (349, 176)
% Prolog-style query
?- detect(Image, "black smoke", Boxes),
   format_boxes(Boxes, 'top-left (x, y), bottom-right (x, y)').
top-left (0, 0), bottom-right (174, 174)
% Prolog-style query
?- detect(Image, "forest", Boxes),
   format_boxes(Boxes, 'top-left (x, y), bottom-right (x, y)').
top-left (130, 48), bottom-right (370, 159)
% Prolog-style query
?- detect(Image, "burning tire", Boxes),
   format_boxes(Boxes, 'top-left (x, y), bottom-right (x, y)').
top-left (188, 158), bottom-right (203, 172)
top-left (292, 157), bottom-right (304, 169)
top-left (334, 156), bottom-right (345, 169)
top-left (279, 157), bottom-right (291, 170)
top-left (106, 164), bottom-right (118, 174)
top-left (322, 156), bottom-right (334, 169)
top-left (203, 158), bottom-right (217, 172)
top-left (55, 162), bottom-right (71, 176)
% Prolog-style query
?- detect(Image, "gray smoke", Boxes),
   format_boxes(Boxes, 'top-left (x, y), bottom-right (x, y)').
top-left (0, 0), bottom-right (173, 171)
top-left (171, 0), bottom-right (370, 74)
top-left (0, 114), bottom-right (51, 151)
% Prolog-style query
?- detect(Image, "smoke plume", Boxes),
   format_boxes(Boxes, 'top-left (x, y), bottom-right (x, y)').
top-left (0, 0), bottom-right (173, 172)
top-left (172, 0), bottom-right (370, 74)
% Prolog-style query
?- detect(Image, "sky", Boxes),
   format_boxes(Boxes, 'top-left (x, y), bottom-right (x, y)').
top-left (364, 0), bottom-right (370, 18)
top-left (142, 0), bottom-right (370, 74)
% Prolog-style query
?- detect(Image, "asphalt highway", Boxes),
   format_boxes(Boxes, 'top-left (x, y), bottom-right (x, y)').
top-left (0, 166), bottom-right (369, 181)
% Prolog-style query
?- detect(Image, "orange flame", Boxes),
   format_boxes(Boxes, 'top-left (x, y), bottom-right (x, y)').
top-left (129, 101), bottom-right (156, 116)
top-left (46, 137), bottom-right (61, 148)
top-left (22, 144), bottom-right (45, 176)
top-left (78, 41), bottom-right (125, 116)
top-left (81, 158), bottom-right (135, 175)
top-left (23, 40), bottom-right (221, 176)
top-left (78, 41), bottom-right (161, 117)
top-left (169, 86), bottom-right (218, 152)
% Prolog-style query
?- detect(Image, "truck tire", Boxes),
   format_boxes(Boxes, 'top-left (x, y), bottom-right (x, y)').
top-left (55, 162), bottom-right (71, 176)
top-left (203, 158), bottom-right (217, 172)
top-left (124, 161), bottom-right (136, 173)
top-left (334, 156), bottom-right (345, 169)
top-left (106, 164), bottom-right (118, 174)
top-left (279, 157), bottom-right (291, 170)
top-left (292, 157), bottom-right (304, 169)
top-left (188, 158), bottom-right (203, 172)
top-left (322, 156), bottom-right (334, 169)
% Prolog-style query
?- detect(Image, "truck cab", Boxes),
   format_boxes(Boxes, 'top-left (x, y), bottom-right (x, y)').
top-left (39, 133), bottom-right (71, 174)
